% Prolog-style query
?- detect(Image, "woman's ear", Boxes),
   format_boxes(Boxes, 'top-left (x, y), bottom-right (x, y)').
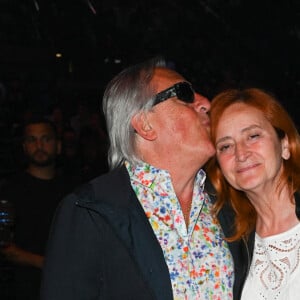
top-left (281, 135), bottom-right (290, 160)
top-left (131, 112), bottom-right (157, 141)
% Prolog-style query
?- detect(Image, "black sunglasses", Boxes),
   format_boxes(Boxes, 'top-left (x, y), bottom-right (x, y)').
top-left (153, 81), bottom-right (195, 106)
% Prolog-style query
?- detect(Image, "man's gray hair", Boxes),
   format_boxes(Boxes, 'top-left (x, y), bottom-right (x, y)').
top-left (102, 56), bottom-right (166, 170)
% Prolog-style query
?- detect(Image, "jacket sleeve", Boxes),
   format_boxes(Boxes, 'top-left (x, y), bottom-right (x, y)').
top-left (40, 193), bottom-right (103, 300)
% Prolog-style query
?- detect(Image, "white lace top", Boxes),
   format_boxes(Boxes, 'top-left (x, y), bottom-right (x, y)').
top-left (241, 222), bottom-right (300, 300)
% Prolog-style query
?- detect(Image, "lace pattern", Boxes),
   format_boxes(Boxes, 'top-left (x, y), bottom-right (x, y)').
top-left (242, 223), bottom-right (300, 300)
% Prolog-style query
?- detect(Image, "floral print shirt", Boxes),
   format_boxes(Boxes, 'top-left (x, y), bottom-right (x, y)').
top-left (125, 161), bottom-right (234, 300)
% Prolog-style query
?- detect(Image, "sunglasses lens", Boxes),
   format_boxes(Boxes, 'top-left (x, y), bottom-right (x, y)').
top-left (176, 83), bottom-right (194, 103)
top-left (153, 82), bottom-right (194, 106)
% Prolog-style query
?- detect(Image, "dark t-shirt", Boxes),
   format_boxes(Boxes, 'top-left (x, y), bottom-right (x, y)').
top-left (0, 170), bottom-right (78, 300)
top-left (0, 171), bottom-right (75, 255)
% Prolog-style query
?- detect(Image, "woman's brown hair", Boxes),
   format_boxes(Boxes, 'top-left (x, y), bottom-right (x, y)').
top-left (206, 88), bottom-right (300, 241)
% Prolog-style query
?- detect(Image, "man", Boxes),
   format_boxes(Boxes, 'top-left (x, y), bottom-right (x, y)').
top-left (0, 117), bottom-right (76, 300)
top-left (40, 57), bottom-right (234, 299)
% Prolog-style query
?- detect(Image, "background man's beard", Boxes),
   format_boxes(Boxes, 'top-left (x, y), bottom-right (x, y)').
top-left (27, 155), bottom-right (56, 167)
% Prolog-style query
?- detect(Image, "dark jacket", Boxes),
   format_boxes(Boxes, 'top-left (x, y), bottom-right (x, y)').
top-left (217, 203), bottom-right (254, 299)
top-left (41, 166), bottom-right (172, 300)
top-left (41, 166), bottom-right (248, 300)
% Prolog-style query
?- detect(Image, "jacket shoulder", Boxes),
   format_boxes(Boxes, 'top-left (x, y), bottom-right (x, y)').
top-left (72, 166), bottom-right (133, 208)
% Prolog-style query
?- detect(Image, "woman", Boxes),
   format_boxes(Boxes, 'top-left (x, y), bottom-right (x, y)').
top-left (206, 88), bottom-right (300, 299)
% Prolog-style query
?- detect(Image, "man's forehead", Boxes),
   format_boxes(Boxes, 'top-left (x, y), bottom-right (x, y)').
top-left (152, 67), bottom-right (185, 92)
top-left (25, 123), bottom-right (54, 135)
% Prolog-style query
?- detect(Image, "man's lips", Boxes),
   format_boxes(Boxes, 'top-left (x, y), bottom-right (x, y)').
top-left (33, 150), bottom-right (48, 157)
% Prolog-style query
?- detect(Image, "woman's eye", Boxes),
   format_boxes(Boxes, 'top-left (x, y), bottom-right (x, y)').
top-left (218, 144), bottom-right (231, 153)
top-left (249, 133), bottom-right (260, 140)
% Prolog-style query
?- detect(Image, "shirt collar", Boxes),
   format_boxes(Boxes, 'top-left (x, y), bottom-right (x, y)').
top-left (125, 161), bottom-right (206, 190)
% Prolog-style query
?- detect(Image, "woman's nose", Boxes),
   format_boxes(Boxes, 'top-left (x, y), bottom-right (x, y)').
top-left (235, 143), bottom-right (250, 161)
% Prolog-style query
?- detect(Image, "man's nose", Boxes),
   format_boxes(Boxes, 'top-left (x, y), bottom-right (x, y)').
top-left (35, 139), bottom-right (44, 149)
top-left (192, 93), bottom-right (211, 113)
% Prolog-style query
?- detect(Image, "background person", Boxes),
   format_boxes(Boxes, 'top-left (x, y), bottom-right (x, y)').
top-left (0, 117), bottom-right (77, 300)
top-left (40, 57), bottom-right (236, 300)
top-left (206, 88), bottom-right (300, 299)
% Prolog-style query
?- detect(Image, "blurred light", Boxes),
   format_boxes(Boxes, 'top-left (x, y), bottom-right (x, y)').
top-left (33, 0), bottom-right (39, 11)
top-left (85, 0), bottom-right (97, 15)
top-left (55, 53), bottom-right (62, 58)
top-left (69, 61), bottom-right (73, 73)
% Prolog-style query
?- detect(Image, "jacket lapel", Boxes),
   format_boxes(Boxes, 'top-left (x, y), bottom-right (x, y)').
top-left (76, 166), bottom-right (173, 300)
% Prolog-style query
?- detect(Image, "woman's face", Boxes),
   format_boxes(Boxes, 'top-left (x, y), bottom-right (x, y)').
top-left (214, 102), bottom-right (289, 193)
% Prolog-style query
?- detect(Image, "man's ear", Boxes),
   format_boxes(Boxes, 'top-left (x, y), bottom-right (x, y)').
top-left (131, 112), bottom-right (157, 141)
top-left (56, 139), bottom-right (62, 155)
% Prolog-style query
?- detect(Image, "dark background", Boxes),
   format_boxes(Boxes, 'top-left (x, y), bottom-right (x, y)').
top-left (1, 1), bottom-right (299, 297)
top-left (0, 0), bottom-right (299, 122)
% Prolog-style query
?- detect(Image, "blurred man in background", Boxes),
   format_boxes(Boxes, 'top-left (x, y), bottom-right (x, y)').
top-left (0, 117), bottom-right (76, 300)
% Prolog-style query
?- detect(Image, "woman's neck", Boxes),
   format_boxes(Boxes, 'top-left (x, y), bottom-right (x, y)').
top-left (255, 195), bottom-right (299, 237)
